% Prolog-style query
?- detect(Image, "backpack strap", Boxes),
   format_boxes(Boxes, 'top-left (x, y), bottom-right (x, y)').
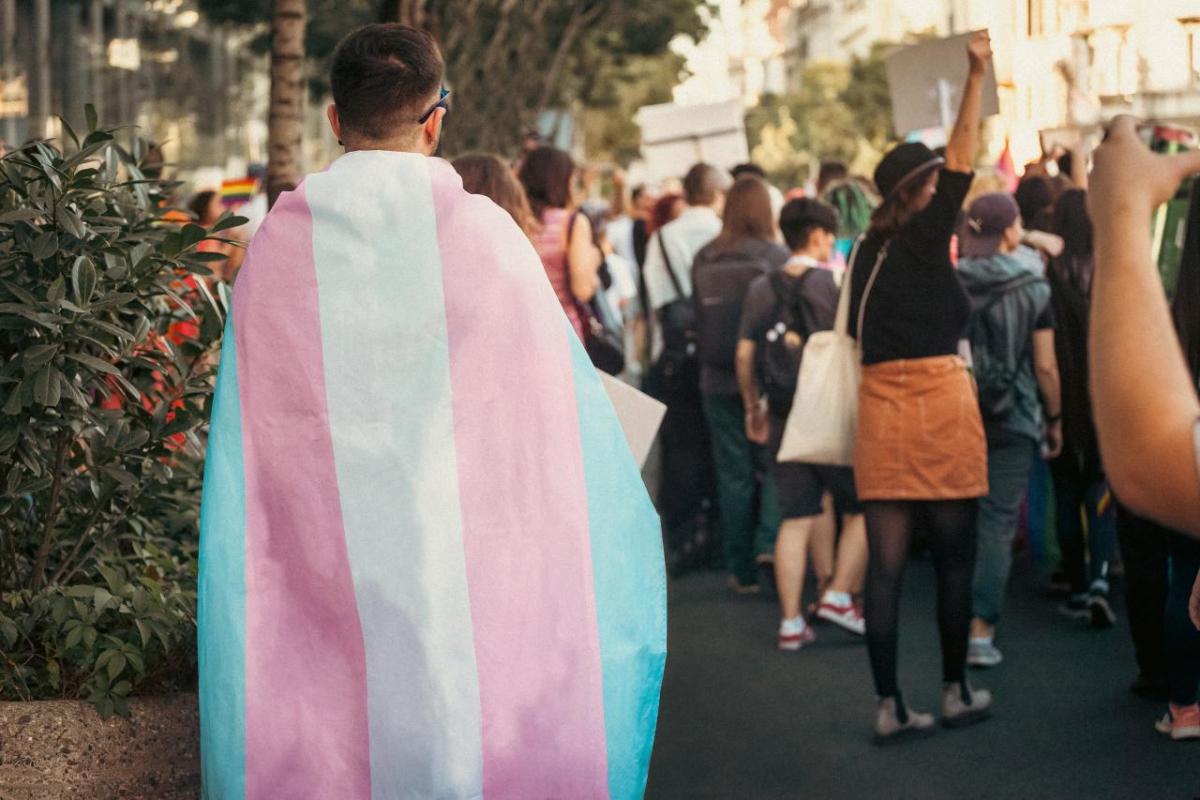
top-left (768, 268), bottom-right (819, 339)
top-left (973, 273), bottom-right (1043, 313)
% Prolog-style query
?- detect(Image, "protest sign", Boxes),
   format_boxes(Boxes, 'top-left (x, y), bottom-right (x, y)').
top-left (636, 99), bottom-right (749, 185)
top-left (886, 31), bottom-right (999, 136)
top-left (600, 372), bottom-right (666, 468)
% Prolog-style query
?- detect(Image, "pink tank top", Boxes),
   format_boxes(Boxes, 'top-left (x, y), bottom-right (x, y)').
top-left (532, 208), bottom-right (585, 341)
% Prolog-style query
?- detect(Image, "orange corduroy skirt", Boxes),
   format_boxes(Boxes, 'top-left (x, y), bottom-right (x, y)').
top-left (855, 355), bottom-right (988, 501)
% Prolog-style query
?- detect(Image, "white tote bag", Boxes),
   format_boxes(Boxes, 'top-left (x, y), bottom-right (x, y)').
top-left (777, 239), bottom-right (887, 466)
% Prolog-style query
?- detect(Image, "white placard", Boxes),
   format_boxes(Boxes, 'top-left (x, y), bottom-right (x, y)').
top-left (886, 32), bottom-right (999, 136)
top-left (636, 99), bottom-right (749, 185)
top-left (599, 372), bottom-right (666, 469)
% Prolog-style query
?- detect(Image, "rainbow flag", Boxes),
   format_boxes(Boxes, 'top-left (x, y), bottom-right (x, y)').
top-left (219, 177), bottom-right (257, 207)
top-left (198, 152), bottom-right (667, 799)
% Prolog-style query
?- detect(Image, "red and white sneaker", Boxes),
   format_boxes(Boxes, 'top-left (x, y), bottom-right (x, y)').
top-left (778, 619), bottom-right (816, 651)
top-left (817, 593), bottom-right (866, 636)
top-left (1155, 703), bottom-right (1200, 740)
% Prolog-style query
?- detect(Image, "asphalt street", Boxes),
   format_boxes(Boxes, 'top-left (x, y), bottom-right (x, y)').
top-left (646, 556), bottom-right (1200, 800)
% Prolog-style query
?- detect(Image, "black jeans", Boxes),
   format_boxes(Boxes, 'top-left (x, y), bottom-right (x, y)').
top-left (1166, 534), bottom-right (1200, 706)
top-left (1116, 505), bottom-right (1169, 683)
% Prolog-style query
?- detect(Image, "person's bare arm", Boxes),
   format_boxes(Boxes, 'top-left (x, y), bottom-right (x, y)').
top-left (1033, 329), bottom-right (1063, 458)
top-left (1088, 115), bottom-right (1200, 534)
top-left (567, 213), bottom-right (601, 302)
top-left (736, 340), bottom-right (768, 445)
top-left (944, 30), bottom-right (992, 174)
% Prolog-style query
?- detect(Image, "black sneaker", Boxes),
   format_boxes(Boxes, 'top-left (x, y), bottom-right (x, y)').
top-left (1057, 594), bottom-right (1090, 621)
top-left (1088, 591), bottom-right (1116, 628)
top-left (1130, 673), bottom-right (1170, 702)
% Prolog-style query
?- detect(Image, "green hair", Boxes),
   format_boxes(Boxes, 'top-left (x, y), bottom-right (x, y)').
top-left (821, 179), bottom-right (878, 240)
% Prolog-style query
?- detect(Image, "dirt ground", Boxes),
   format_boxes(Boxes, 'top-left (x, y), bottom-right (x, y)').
top-left (0, 694), bottom-right (199, 800)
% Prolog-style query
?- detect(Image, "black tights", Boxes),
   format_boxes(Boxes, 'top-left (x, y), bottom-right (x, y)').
top-left (863, 499), bottom-right (979, 700)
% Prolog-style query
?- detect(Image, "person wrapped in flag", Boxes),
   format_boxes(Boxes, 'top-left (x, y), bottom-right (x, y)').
top-left (198, 24), bottom-right (666, 800)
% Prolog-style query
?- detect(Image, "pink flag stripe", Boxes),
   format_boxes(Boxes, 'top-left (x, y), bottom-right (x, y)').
top-left (433, 160), bottom-right (611, 798)
top-left (236, 184), bottom-right (372, 799)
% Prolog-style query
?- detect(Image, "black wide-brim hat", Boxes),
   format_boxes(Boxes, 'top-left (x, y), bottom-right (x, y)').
top-left (874, 142), bottom-right (945, 201)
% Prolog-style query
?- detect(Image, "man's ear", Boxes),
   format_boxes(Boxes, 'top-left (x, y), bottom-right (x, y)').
top-left (422, 108), bottom-right (445, 155)
top-left (326, 104), bottom-right (343, 145)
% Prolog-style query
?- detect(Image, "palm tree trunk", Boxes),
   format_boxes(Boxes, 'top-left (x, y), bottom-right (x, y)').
top-left (266, 0), bottom-right (306, 208)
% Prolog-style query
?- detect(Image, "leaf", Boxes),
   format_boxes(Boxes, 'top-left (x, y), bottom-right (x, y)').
top-left (3, 383), bottom-right (23, 415)
top-left (101, 464), bottom-right (137, 486)
top-left (45, 276), bottom-right (66, 304)
top-left (209, 214), bottom-right (249, 234)
top-left (65, 625), bottom-right (83, 649)
top-left (32, 367), bottom-right (51, 405)
top-left (180, 223), bottom-right (207, 250)
top-left (93, 587), bottom-right (115, 613)
top-left (0, 208), bottom-right (41, 223)
top-left (23, 344), bottom-right (59, 367)
top-left (71, 255), bottom-right (97, 306)
top-left (85, 103), bottom-right (98, 133)
top-left (65, 352), bottom-right (121, 376)
top-left (106, 652), bottom-right (126, 680)
top-left (134, 618), bottom-right (150, 647)
top-left (0, 426), bottom-right (19, 453)
top-left (58, 116), bottom-right (80, 149)
top-left (31, 232), bottom-right (59, 262)
top-left (58, 206), bottom-right (87, 239)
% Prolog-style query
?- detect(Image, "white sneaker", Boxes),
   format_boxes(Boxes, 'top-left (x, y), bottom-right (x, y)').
top-left (942, 682), bottom-right (992, 729)
top-left (874, 696), bottom-right (935, 744)
top-left (816, 592), bottom-right (866, 635)
top-left (967, 638), bottom-right (1003, 668)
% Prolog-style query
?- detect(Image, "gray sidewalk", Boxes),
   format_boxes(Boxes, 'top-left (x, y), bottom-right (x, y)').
top-left (647, 556), bottom-right (1200, 799)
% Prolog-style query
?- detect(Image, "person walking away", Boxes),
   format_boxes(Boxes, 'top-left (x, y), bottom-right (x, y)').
top-left (956, 193), bottom-right (1062, 668)
top-left (692, 176), bottom-right (789, 593)
top-left (452, 152), bottom-right (539, 237)
top-left (642, 164), bottom-right (732, 576)
top-left (1042, 188), bottom-right (1119, 629)
top-left (737, 198), bottom-right (869, 647)
top-left (518, 146), bottom-right (602, 343)
top-left (198, 24), bottom-right (665, 798)
top-left (849, 31), bottom-right (995, 741)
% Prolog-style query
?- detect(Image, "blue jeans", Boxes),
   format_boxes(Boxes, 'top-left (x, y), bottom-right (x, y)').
top-left (972, 428), bottom-right (1038, 626)
top-left (1050, 457), bottom-right (1116, 596)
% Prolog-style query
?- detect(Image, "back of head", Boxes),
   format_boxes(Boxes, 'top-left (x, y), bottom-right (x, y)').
top-left (330, 24), bottom-right (444, 144)
top-left (1014, 175), bottom-right (1053, 232)
top-left (188, 189), bottom-right (217, 223)
top-left (683, 163), bottom-right (730, 207)
top-left (731, 162), bottom-right (767, 180)
top-left (817, 161), bottom-right (848, 196)
top-left (715, 176), bottom-right (775, 247)
top-left (1051, 188), bottom-right (1093, 261)
top-left (649, 193), bottom-right (682, 234)
top-left (517, 146), bottom-right (575, 220)
top-left (779, 197), bottom-right (839, 252)
top-left (821, 179), bottom-right (876, 240)
top-left (452, 152), bottom-right (537, 236)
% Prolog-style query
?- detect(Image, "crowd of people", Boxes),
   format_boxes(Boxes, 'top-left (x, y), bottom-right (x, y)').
top-left (430, 29), bottom-right (1200, 744)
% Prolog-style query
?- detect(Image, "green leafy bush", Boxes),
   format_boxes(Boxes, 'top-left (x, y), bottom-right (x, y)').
top-left (0, 108), bottom-right (242, 716)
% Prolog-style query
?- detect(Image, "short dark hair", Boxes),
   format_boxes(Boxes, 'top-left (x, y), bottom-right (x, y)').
top-left (330, 24), bottom-right (444, 140)
top-left (731, 162), bottom-right (766, 179)
top-left (779, 197), bottom-right (839, 251)
top-left (517, 146), bottom-right (576, 219)
top-left (683, 163), bottom-right (729, 206)
top-left (817, 161), bottom-right (848, 195)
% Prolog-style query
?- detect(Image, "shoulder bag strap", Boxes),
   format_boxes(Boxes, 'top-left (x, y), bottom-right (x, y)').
top-left (658, 231), bottom-right (685, 300)
top-left (855, 239), bottom-right (890, 345)
top-left (833, 235), bottom-right (863, 335)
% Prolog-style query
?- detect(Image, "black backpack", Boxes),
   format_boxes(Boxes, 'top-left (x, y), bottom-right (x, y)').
top-left (758, 270), bottom-right (822, 415)
top-left (692, 245), bottom-right (774, 370)
top-left (966, 273), bottom-right (1046, 419)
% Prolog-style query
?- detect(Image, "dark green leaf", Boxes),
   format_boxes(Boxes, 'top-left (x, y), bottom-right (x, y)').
top-left (23, 344), bottom-right (58, 367)
top-left (3, 383), bottom-right (23, 415)
top-left (0, 208), bottom-right (42, 223)
top-left (180, 223), bottom-right (207, 250)
top-left (71, 255), bottom-right (97, 306)
top-left (65, 352), bottom-right (121, 376)
top-left (85, 103), bottom-right (98, 133)
top-left (31, 232), bottom-right (59, 262)
top-left (45, 276), bottom-right (66, 304)
top-left (59, 116), bottom-right (80, 149)
top-left (209, 214), bottom-right (249, 234)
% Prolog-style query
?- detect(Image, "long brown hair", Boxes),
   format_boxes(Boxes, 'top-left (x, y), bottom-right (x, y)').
top-left (517, 145), bottom-right (575, 219)
top-left (868, 167), bottom-right (936, 239)
top-left (452, 153), bottom-right (538, 236)
top-left (713, 176), bottom-right (776, 249)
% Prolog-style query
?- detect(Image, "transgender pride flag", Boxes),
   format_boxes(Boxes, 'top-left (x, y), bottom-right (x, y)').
top-left (198, 151), bottom-right (667, 800)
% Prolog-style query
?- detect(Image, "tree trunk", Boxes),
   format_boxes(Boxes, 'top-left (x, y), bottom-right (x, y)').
top-left (266, 0), bottom-right (306, 209)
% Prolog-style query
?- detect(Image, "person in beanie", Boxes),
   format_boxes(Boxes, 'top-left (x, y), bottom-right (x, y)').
top-left (848, 29), bottom-right (995, 742)
top-left (956, 192), bottom-right (1062, 668)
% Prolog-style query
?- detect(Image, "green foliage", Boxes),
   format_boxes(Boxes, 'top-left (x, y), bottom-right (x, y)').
top-left (0, 108), bottom-right (241, 715)
top-left (196, 0), bottom-right (708, 158)
top-left (747, 46), bottom-right (896, 189)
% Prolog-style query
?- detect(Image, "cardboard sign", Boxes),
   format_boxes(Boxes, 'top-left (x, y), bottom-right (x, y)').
top-left (599, 372), bottom-right (666, 468)
top-left (886, 32), bottom-right (999, 136)
top-left (636, 99), bottom-right (749, 184)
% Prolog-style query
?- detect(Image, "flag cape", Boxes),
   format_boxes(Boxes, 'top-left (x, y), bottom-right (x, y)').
top-left (197, 151), bottom-right (667, 800)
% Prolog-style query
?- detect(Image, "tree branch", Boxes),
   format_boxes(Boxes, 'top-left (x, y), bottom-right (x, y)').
top-left (29, 431), bottom-right (71, 592)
